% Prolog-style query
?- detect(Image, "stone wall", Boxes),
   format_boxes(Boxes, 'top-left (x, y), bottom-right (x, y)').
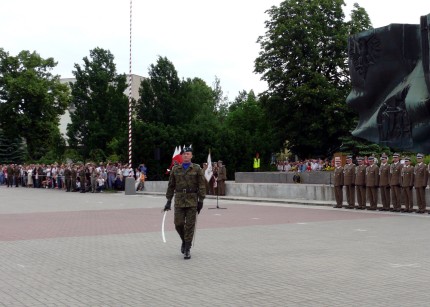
top-left (235, 171), bottom-right (334, 184)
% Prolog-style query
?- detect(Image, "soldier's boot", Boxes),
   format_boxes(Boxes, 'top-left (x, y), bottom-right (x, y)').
top-left (181, 241), bottom-right (185, 254)
top-left (184, 242), bottom-right (191, 260)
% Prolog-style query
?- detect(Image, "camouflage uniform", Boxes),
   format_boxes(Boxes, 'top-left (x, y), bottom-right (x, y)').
top-left (166, 163), bottom-right (206, 243)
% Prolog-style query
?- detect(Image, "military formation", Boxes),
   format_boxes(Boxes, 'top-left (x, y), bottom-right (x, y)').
top-left (333, 153), bottom-right (430, 213)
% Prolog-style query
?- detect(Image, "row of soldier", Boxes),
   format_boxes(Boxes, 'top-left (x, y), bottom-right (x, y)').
top-left (333, 153), bottom-right (429, 213)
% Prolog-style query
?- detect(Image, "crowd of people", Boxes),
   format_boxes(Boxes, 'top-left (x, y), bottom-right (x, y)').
top-left (0, 162), bottom-right (148, 193)
top-left (333, 153), bottom-right (430, 213)
top-left (276, 159), bottom-right (333, 172)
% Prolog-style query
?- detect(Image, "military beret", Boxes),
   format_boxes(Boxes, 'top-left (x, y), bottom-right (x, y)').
top-left (183, 147), bottom-right (193, 153)
top-left (417, 153), bottom-right (424, 159)
top-left (392, 153), bottom-right (400, 158)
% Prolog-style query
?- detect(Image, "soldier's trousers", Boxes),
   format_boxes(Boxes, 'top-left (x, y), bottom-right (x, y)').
top-left (356, 185), bottom-right (366, 208)
top-left (217, 180), bottom-right (226, 196)
top-left (402, 187), bottom-right (413, 211)
top-left (415, 187), bottom-right (426, 212)
top-left (334, 186), bottom-right (343, 207)
top-left (367, 187), bottom-right (378, 209)
top-left (65, 178), bottom-right (71, 191)
top-left (380, 186), bottom-right (390, 209)
top-left (345, 185), bottom-right (355, 207)
top-left (391, 185), bottom-right (401, 210)
top-left (174, 207), bottom-right (197, 243)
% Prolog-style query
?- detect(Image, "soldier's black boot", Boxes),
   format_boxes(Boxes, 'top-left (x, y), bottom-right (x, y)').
top-left (184, 242), bottom-right (191, 260)
top-left (181, 241), bottom-right (185, 254)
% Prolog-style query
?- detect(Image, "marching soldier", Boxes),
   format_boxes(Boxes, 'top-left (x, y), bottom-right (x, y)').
top-left (343, 155), bottom-right (356, 209)
top-left (164, 147), bottom-right (206, 259)
top-left (378, 154), bottom-right (391, 211)
top-left (366, 157), bottom-right (379, 210)
top-left (401, 157), bottom-right (414, 212)
top-left (355, 157), bottom-right (367, 209)
top-left (333, 160), bottom-right (344, 208)
top-left (414, 153), bottom-right (428, 213)
top-left (389, 153), bottom-right (403, 212)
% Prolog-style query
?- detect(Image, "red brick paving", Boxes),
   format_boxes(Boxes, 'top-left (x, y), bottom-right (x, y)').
top-left (0, 204), bottom-right (394, 241)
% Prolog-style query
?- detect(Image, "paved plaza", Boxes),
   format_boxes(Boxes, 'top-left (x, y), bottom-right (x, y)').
top-left (1, 186), bottom-right (430, 306)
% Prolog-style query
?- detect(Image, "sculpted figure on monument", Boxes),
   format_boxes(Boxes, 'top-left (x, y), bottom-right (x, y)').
top-left (347, 14), bottom-right (430, 153)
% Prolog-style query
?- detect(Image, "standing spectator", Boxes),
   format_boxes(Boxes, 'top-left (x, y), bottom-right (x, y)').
top-left (366, 157), bottom-right (379, 210)
top-left (401, 157), bottom-right (414, 212)
top-left (7, 164), bottom-right (14, 187)
top-left (379, 154), bottom-right (391, 211)
top-left (414, 153), bottom-right (428, 213)
top-left (333, 160), bottom-right (344, 208)
top-left (96, 175), bottom-right (105, 192)
top-left (389, 153), bottom-right (403, 212)
top-left (343, 155), bottom-right (356, 209)
top-left (355, 157), bottom-right (367, 209)
top-left (253, 153), bottom-right (261, 172)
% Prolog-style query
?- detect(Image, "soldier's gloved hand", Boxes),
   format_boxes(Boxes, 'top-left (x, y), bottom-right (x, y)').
top-left (197, 201), bottom-right (203, 214)
top-left (164, 200), bottom-right (172, 211)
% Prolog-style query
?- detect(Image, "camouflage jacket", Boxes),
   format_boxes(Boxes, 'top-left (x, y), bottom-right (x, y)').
top-left (166, 163), bottom-right (206, 207)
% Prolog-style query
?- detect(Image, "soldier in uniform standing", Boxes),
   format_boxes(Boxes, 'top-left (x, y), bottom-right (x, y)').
top-left (343, 156), bottom-right (356, 209)
top-left (216, 160), bottom-right (227, 196)
top-left (414, 153), bottom-right (428, 213)
top-left (79, 165), bottom-right (86, 193)
top-left (6, 164), bottom-right (14, 187)
top-left (378, 154), bottom-right (391, 211)
top-left (164, 147), bottom-right (206, 260)
top-left (71, 165), bottom-right (77, 192)
top-left (64, 165), bottom-right (72, 192)
top-left (355, 157), bottom-right (367, 209)
top-left (333, 160), bottom-right (344, 208)
top-left (366, 157), bottom-right (379, 210)
top-left (389, 153), bottom-right (403, 212)
top-left (401, 157), bottom-right (414, 212)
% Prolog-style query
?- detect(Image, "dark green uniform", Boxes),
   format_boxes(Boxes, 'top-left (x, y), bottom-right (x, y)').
top-left (166, 163), bottom-right (206, 244)
top-left (64, 167), bottom-right (72, 192)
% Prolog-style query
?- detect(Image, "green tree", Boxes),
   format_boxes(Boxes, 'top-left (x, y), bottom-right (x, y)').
top-left (348, 2), bottom-right (372, 35)
top-left (255, 0), bottom-right (368, 158)
top-left (67, 47), bottom-right (128, 160)
top-left (137, 56), bottom-right (181, 125)
top-left (0, 49), bottom-right (69, 161)
top-left (0, 129), bottom-right (27, 164)
top-left (221, 90), bottom-right (281, 174)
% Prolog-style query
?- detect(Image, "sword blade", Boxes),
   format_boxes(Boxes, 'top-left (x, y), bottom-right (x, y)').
top-left (162, 211), bottom-right (167, 243)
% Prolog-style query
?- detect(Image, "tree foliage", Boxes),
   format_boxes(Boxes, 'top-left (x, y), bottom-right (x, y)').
top-left (255, 0), bottom-right (371, 158)
top-left (67, 47), bottom-right (128, 160)
top-left (0, 49), bottom-right (69, 161)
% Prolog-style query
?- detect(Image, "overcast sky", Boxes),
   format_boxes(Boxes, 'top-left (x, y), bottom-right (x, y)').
top-left (1, 0), bottom-right (429, 100)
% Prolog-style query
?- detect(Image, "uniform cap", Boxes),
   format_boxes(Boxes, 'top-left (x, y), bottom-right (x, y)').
top-left (346, 155), bottom-right (352, 160)
top-left (381, 155), bottom-right (387, 160)
top-left (392, 153), bottom-right (400, 158)
top-left (368, 157), bottom-right (374, 161)
top-left (404, 157), bottom-right (411, 161)
top-left (417, 153), bottom-right (424, 159)
top-left (356, 157), bottom-right (363, 161)
top-left (182, 147), bottom-right (193, 153)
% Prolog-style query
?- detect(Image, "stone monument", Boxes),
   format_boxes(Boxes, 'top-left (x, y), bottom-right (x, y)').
top-left (347, 14), bottom-right (430, 152)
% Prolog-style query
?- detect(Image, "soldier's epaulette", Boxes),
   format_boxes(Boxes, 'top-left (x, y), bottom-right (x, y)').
top-left (192, 163), bottom-right (201, 169)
